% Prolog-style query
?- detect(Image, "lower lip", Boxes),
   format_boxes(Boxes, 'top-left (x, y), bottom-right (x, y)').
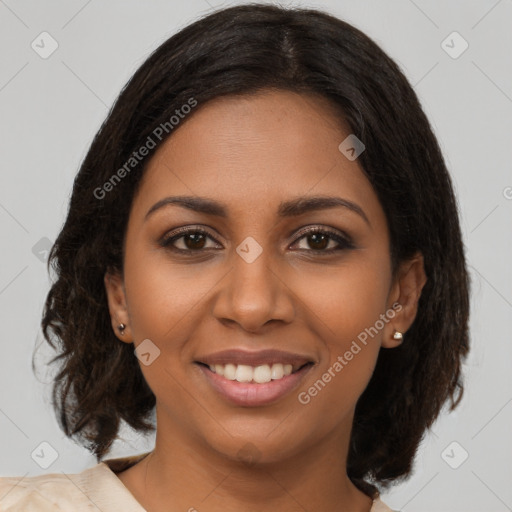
top-left (197, 363), bottom-right (313, 407)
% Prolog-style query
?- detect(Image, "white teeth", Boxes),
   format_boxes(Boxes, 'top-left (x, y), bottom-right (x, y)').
top-left (207, 362), bottom-right (296, 383)
top-left (270, 363), bottom-right (284, 380)
top-left (235, 364), bottom-right (253, 382)
top-left (253, 364), bottom-right (271, 383)
top-left (224, 363), bottom-right (236, 380)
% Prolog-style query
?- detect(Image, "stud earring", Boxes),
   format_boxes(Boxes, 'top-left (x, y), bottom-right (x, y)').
top-left (393, 331), bottom-right (403, 341)
top-left (117, 323), bottom-right (126, 335)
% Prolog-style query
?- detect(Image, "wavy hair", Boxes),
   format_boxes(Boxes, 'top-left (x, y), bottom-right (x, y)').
top-left (39, 2), bottom-right (470, 498)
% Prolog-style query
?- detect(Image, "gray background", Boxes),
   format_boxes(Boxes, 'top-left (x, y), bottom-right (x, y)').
top-left (0, 1), bottom-right (511, 511)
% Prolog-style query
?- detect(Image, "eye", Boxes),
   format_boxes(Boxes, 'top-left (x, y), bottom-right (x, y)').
top-left (290, 226), bottom-right (355, 253)
top-left (159, 226), bottom-right (221, 252)
top-left (159, 225), bottom-right (355, 255)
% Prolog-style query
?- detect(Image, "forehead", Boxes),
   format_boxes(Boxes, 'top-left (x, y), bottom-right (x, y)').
top-left (131, 90), bottom-right (384, 226)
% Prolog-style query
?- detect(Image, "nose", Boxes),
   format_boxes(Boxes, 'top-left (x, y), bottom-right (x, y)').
top-left (211, 243), bottom-right (295, 333)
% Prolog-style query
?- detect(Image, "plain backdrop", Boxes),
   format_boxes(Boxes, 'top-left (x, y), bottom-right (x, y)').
top-left (0, 1), bottom-right (511, 511)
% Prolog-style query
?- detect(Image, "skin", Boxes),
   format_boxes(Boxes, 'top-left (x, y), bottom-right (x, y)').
top-left (104, 89), bottom-right (427, 512)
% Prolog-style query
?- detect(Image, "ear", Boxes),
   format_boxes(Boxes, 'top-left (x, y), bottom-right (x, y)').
top-left (382, 251), bottom-right (427, 348)
top-left (104, 270), bottom-right (133, 343)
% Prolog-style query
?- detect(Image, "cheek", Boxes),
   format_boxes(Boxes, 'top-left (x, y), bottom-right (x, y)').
top-left (292, 257), bottom-right (390, 397)
top-left (295, 255), bottom-right (391, 343)
top-left (121, 250), bottom-right (204, 413)
top-left (123, 245), bottom-right (209, 339)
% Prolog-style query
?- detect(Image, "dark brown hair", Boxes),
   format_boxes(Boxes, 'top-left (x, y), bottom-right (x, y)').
top-left (39, 2), bottom-right (470, 498)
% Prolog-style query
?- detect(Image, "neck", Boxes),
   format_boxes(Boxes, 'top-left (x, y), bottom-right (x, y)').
top-left (118, 413), bottom-right (374, 512)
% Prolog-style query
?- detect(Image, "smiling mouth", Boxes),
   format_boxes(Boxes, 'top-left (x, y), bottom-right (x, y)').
top-left (196, 361), bottom-right (313, 384)
top-left (195, 360), bottom-right (314, 407)
top-left (194, 348), bottom-right (315, 405)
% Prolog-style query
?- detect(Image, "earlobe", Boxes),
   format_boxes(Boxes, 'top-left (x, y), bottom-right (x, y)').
top-left (104, 270), bottom-right (133, 343)
top-left (382, 252), bottom-right (427, 348)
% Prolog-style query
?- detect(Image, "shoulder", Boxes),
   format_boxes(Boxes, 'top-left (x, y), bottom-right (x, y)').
top-left (0, 465), bottom-right (109, 512)
top-left (0, 469), bottom-right (96, 511)
top-left (0, 452), bottom-right (150, 511)
top-left (371, 494), bottom-right (400, 512)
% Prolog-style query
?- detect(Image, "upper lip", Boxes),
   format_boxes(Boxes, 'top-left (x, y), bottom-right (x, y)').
top-left (196, 349), bottom-right (314, 369)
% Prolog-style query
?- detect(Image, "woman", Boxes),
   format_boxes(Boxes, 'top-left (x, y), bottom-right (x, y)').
top-left (0, 4), bottom-right (469, 511)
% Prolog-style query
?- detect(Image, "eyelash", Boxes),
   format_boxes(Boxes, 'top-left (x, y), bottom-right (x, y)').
top-left (159, 225), bottom-right (355, 256)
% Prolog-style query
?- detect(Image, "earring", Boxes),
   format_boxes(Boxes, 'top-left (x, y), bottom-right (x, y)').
top-left (117, 323), bottom-right (126, 335)
top-left (393, 330), bottom-right (403, 341)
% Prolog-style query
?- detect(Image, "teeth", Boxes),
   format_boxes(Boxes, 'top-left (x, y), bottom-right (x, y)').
top-left (253, 364), bottom-right (271, 383)
top-left (271, 364), bottom-right (284, 380)
top-left (208, 363), bottom-right (294, 383)
top-left (224, 363), bottom-right (236, 380)
top-left (235, 364), bottom-right (253, 382)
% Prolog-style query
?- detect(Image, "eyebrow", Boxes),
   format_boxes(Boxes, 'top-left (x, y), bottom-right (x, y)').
top-left (145, 195), bottom-right (370, 226)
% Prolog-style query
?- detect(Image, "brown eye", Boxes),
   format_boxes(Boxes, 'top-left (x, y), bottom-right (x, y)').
top-left (305, 232), bottom-right (330, 250)
top-left (160, 225), bottom-right (354, 256)
top-left (291, 227), bottom-right (354, 253)
top-left (181, 232), bottom-right (207, 250)
top-left (160, 227), bottom-right (221, 252)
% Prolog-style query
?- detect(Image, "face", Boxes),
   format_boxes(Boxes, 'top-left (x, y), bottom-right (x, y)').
top-left (105, 89), bottom-right (425, 465)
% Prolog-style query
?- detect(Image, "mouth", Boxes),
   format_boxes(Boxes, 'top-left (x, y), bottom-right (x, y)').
top-left (194, 349), bottom-right (315, 407)
top-left (196, 361), bottom-right (312, 383)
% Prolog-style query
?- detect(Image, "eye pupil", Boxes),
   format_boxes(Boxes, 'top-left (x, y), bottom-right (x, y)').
top-left (308, 233), bottom-right (329, 250)
top-left (185, 233), bottom-right (206, 250)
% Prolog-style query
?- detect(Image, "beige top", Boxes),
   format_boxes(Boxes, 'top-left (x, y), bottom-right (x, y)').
top-left (0, 452), bottom-right (396, 511)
